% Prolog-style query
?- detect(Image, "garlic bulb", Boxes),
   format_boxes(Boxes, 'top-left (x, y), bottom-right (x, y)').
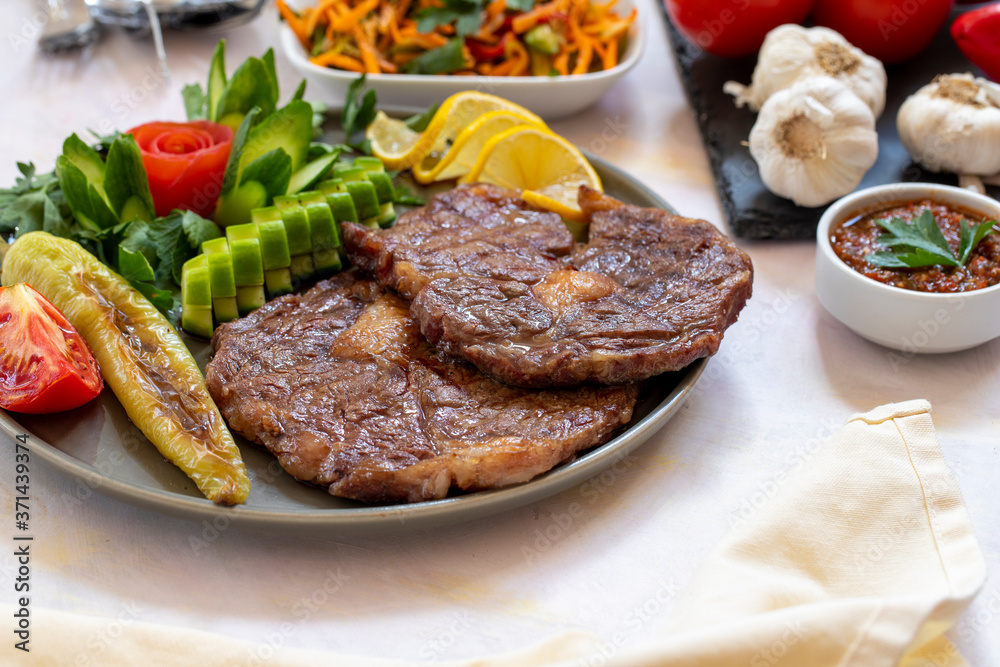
top-left (724, 24), bottom-right (887, 119)
top-left (897, 73), bottom-right (1000, 177)
top-left (749, 77), bottom-right (878, 208)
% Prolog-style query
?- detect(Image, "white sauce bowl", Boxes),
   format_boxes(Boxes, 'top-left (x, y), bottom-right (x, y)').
top-left (815, 183), bottom-right (1000, 353)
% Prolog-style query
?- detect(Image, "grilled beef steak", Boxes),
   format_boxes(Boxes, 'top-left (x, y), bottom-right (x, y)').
top-left (350, 186), bottom-right (753, 388)
top-left (341, 183), bottom-right (574, 301)
top-left (206, 273), bottom-right (638, 504)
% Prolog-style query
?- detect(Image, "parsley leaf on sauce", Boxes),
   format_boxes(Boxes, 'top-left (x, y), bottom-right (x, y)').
top-left (866, 209), bottom-right (998, 269)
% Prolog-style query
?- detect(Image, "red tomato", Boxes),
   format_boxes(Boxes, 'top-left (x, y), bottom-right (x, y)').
top-left (952, 4), bottom-right (1000, 81)
top-left (812, 0), bottom-right (955, 64)
top-left (127, 120), bottom-right (234, 218)
top-left (466, 34), bottom-right (509, 61)
top-left (0, 284), bottom-right (103, 414)
top-left (665, 0), bottom-right (815, 58)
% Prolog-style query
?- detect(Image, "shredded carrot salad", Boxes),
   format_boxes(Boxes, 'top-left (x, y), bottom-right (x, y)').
top-left (277, 0), bottom-right (636, 76)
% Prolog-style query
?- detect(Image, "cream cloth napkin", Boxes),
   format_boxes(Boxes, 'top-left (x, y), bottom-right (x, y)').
top-left (5, 400), bottom-right (985, 667)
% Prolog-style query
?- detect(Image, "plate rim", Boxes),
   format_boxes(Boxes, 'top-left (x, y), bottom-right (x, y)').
top-left (0, 153), bottom-right (708, 534)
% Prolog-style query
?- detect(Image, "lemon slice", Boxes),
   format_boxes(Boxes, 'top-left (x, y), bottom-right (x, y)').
top-left (412, 110), bottom-right (547, 184)
top-left (462, 125), bottom-right (602, 222)
top-left (368, 91), bottom-right (543, 171)
top-left (365, 111), bottom-right (428, 171)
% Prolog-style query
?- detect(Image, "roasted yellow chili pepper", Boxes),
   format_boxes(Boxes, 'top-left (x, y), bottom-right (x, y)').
top-left (2, 232), bottom-right (250, 505)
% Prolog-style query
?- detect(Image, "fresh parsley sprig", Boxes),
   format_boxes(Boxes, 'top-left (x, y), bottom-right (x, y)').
top-left (338, 78), bottom-right (428, 208)
top-left (409, 0), bottom-right (537, 74)
top-left (404, 103), bottom-right (440, 132)
top-left (416, 0), bottom-right (535, 36)
top-left (865, 209), bottom-right (997, 269)
top-left (341, 75), bottom-right (377, 155)
top-left (0, 162), bottom-right (73, 240)
top-left (403, 38), bottom-right (469, 74)
top-left (416, 0), bottom-right (485, 37)
top-left (0, 160), bottom-right (219, 322)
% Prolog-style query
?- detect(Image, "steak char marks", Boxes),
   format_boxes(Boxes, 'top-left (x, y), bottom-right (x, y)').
top-left (342, 183), bottom-right (574, 301)
top-left (206, 273), bottom-right (638, 504)
top-left (346, 185), bottom-right (754, 387)
top-left (208, 184), bottom-right (750, 503)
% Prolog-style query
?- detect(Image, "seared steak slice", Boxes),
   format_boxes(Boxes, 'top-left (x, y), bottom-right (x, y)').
top-left (342, 183), bottom-right (573, 300)
top-left (411, 188), bottom-right (753, 387)
top-left (206, 273), bottom-right (638, 504)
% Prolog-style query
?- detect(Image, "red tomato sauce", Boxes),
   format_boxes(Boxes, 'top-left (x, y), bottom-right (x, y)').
top-left (831, 199), bottom-right (1000, 293)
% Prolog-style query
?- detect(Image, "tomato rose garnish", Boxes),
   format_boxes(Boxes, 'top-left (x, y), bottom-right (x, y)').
top-left (127, 120), bottom-right (234, 218)
top-left (0, 283), bottom-right (103, 414)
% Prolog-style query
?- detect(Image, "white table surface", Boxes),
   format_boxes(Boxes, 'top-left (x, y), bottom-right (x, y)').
top-left (1, 0), bottom-right (997, 663)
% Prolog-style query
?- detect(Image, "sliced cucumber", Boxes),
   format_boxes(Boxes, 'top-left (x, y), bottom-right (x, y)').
top-left (378, 202), bottom-right (397, 228)
top-left (312, 247), bottom-right (341, 275)
top-left (297, 190), bottom-right (322, 207)
top-left (235, 285), bottom-right (266, 315)
top-left (307, 210), bottom-right (342, 273)
top-left (352, 156), bottom-right (385, 174)
top-left (366, 172), bottom-right (394, 204)
top-left (201, 236), bottom-right (228, 254)
top-left (264, 267), bottom-right (293, 296)
top-left (345, 181), bottom-right (381, 225)
top-left (239, 100), bottom-right (312, 174)
top-left (317, 178), bottom-right (344, 195)
top-left (182, 306), bottom-right (214, 340)
top-left (251, 206), bottom-right (281, 224)
top-left (323, 190), bottom-right (359, 225)
top-left (273, 194), bottom-right (300, 210)
top-left (257, 220), bottom-right (292, 296)
top-left (181, 255), bottom-right (214, 338)
top-left (279, 204), bottom-right (315, 280)
top-left (216, 179), bottom-right (269, 228)
top-left (256, 220), bottom-right (291, 271)
top-left (61, 134), bottom-right (106, 187)
top-left (182, 255), bottom-right (212, 306)
top-left (203, 239), bottom-right (237, 299)
top-left (290, 254), bottom-right (315, 280)
top-left (288, 150), bottom-right (340, 195)
top-left (206, 41), bottom-right (227, 122)
top-left (230, 160), bottom-right (399, 307)
top-left (297, 191), bottom-right (341, 275)
top-left (333, 166), bottom-right (367, 182)
top-left (226, 223), bottom-right (265, 288)
top-left (366, 172), bottom-right (397, 226)
top-left (305, 204), bottom-right (338, 249)
top-left (280, 205), bottom-right (312, 256)
top-left (213, 296), bottom-right (239, 324)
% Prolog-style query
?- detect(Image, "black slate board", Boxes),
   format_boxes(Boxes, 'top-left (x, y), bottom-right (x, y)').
top-left (660, 7), bottom-right (998, 240)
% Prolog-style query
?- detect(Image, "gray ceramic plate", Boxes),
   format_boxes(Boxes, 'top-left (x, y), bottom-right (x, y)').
top-left (0, 154), bottom-right (707, 534)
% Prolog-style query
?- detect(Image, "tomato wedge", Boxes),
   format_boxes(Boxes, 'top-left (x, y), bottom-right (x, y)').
top-left (0, 284), bottom-right (103, 414)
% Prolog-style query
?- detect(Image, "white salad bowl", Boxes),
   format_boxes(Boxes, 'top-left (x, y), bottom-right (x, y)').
top-left (278, 0), bottom-right (643, 120)
top-left (815, 182), bottom-right (1000, 354)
